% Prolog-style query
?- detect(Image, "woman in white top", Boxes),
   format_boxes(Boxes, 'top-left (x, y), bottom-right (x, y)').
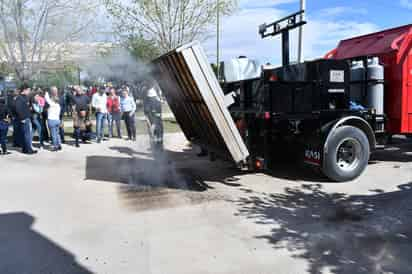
top-left (45, 87), bottom-right (62, 151)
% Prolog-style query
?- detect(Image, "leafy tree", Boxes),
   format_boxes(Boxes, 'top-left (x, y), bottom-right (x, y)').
top-left (126, 35), bottom-right (161, 62)
top-left (33, 65), bottom-right (78, 88)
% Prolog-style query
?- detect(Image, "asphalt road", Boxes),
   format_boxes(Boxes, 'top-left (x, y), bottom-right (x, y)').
top-left (0, 133), bottom-right (411, 274)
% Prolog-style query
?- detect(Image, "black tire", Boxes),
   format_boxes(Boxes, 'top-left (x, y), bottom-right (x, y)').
top-left (322, 125), bottom-right (370, 182)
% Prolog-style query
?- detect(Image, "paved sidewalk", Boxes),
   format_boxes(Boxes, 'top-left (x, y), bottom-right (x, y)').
top-left (0, 134), bottom-right (411, 274)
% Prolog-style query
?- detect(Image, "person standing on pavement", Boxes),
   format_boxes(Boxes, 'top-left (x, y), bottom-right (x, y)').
top-left (142, 79), bottom-right (164, 146)
top-left (92, 87), bottom-right (108, 143)
top-left (69, 86), bottom-right (90, 147)
top-left (59, 91), bottom-right (66, 144)
top-left (37, 90), bottom-right (49, 143)
top-left (15, 84), bottom-right (37, 154)
top-left (0, 97), bottom-right (11, 155)
top-left (9, 89), bottom-right (22, 148)
top-left (107, 88), bottom-right (122, 139)
top-left (64, 87), bottom-right (73, 117)
top-left (31, 94), bottom-right (45, 149)
top-left (45, 87), bottom-right (62, 152)
top-left (120, 89), bottom-right (136, 141)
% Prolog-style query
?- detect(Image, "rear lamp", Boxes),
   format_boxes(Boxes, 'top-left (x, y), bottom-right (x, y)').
top-left (255, 158), bottom-right (264, 170)
top-left (269, 75), bottom-right (278, 81)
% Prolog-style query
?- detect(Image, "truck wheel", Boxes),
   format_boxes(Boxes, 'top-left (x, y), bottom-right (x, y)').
top-left (323, 126), bottom-right (370, 182)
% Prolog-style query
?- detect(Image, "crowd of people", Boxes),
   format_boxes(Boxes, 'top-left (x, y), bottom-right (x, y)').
top-left (0, 81), bottom-right (162, 156)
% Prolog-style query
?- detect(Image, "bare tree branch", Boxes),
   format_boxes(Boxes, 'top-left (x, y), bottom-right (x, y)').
top-left (105, 0), bottom-right (237, 53)
top-left (0, 0), bottom-right (99, 81)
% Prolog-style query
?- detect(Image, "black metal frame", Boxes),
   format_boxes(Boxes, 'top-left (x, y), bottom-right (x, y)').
top-left (259, 10), bottom-right (306, 66)
top-left (223, 67), bottom-right (381, 171)
top-left (219, 13), bottom-right (384, 172)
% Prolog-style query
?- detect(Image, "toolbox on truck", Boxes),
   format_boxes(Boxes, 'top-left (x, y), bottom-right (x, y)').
top-left (267, 59), bottom-right (350, 114)
top-left (152, 42), bottom-right (250, 163)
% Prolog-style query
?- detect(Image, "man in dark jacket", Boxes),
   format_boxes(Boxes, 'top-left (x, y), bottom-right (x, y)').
top-left (8, 89), bottom-right (22, 147)
top-left (69, 86), bottom-right (91, 147)
top-left (69, 86), bottom-right (90, 112)
top-left (15, 84), bottom-right (37, 154)
top-left (0, 97), bottom-right (10, 154)
top-left (59, 92), bottom-right (66, 143)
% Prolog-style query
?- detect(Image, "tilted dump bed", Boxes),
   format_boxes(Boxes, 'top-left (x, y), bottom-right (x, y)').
top-left (152, 42), bottom-right (249, 163)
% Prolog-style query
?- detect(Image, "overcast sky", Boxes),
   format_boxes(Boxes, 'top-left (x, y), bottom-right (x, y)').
top-left (203, 0), bottom-right (412, 65)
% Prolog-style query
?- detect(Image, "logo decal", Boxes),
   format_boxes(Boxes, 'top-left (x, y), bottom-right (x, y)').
top-left (304, 149), bottom-right (321, 165)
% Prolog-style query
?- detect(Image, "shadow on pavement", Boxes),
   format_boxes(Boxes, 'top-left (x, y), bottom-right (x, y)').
top-left (267, 162), bottom-right (330, 182)
top-left (86, 147), bottom-right (247, 211)
top-left (109, 146), bottom-right (152, 157)
top-left (0, 212), bottom-right (92, 274)
top-left (85, 155), bottom-right (213, 192)
top-left (109, 145), bottom-right (331, 183)
top-left (234, 182), bottom-right (412, 274)
top-left (371, 137), bottom-right (412, 163)
top-left (88, 146), bottom-right (246, 190)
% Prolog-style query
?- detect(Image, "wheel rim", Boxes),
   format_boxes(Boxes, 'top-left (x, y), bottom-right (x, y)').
top-left (336, 138), bottom-right (362, 173)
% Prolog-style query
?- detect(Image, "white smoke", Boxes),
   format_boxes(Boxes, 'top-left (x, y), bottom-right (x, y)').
top-left (78, 46), bottom-right (152, 85)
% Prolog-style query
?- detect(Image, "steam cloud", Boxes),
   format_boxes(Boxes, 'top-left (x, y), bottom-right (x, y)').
top-left (126, 135), bottom-right (190, 191)
top-left (79, 46), bottom-right (152, 85)
top-left (79, 45), bottom-right (195, 193)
